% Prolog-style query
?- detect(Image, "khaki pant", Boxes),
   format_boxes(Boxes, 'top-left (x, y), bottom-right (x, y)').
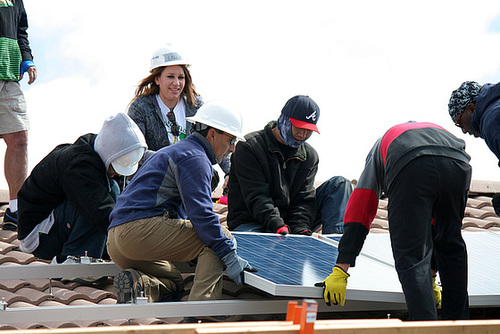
top-left (107, 214), bottom-right (230, 301)
top-left (0, 81), bottom-right (29, 135)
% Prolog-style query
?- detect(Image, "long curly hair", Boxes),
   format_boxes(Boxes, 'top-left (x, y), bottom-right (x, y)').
top-left (133, 65), bottom-right (199, 107)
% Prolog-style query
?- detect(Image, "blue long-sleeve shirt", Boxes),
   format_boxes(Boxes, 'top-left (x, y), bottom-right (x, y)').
top-left (109, 132), bottom-right (234, 258)
top-left (472, 82), bottom-right (500, 165)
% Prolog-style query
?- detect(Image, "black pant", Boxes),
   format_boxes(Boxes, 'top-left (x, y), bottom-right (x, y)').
top-left (33, 180), bottom-right (120, 261)
top-left (387, 155), bottom-right (470, 320)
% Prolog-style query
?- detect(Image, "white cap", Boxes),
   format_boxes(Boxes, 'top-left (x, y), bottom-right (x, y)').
top-left (111, 147), bottom-right (146, 176)
top-left (94, 113), bottom-right (147, 176)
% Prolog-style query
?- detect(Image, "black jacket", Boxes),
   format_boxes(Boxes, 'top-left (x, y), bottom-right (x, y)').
top-left (227, 121), bottom-right (318, 234)
top-left (18, 134), bottom-right (116, 239)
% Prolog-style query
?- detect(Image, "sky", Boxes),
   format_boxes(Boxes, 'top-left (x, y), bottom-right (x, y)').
top-left (2, 0), bottom-right (500, 190)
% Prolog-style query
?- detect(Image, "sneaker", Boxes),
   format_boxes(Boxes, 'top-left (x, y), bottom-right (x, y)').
top-left (114, 268), bottom-right (141, 304)
top-left (2, 208), bottom-right (18, 231)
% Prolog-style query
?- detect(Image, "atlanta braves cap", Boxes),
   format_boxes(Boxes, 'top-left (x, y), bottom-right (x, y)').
top-left (281, 95), bottom-right (320, 133)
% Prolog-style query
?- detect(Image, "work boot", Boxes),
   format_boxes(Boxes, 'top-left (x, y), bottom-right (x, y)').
top-left (114, 268), bottom-right (143, 303)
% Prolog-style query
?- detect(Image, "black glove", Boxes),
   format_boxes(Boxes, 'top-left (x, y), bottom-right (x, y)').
top-left (492, 193), bottom-right (500, 216)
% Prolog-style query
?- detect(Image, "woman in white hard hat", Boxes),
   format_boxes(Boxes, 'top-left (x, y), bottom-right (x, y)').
top-left (128, 44), bottom-right (200, 150)
top-left (127, 44), bottom-right (230, 189)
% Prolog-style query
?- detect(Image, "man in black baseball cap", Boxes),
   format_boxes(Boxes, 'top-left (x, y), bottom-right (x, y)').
top-left (227, 95), bottom-right (352, 235)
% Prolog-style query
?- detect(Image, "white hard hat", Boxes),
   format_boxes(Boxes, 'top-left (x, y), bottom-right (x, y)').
top-left (111, 147), bottom-right (146, 176)
top-left (150, 44), bottom-right (189, 72)
top-left (186, 101), bottom-right (245, 142)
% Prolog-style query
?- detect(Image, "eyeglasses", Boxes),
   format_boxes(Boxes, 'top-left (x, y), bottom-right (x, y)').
top-left (167, 110), bottom-right (180, 136)
top-left (216, 130), bottom-right (237, 145)
top-left (454, 112), bottom-right (464, 128)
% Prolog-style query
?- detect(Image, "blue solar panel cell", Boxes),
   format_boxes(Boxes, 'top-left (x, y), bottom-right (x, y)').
top-left (233, 232), bottom-right (337, 286)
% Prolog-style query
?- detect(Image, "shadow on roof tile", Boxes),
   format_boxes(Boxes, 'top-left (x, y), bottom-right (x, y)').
top-left (0, 289), bottom-right (31, 305)
top-left (1, 250), bottom-right (37, 265)
top-left (8, 300), bottom-right (37, 308)
top-left (465, 207), bottom-right (498, 220)
top-left (68, 299), bottom-right (96, 306)
top-left (0, 279), bottom-right (30, 292)
top-left (375, 209), bottom-right (388, 220)
top-left (73, 286), bottom-right (115, 302)
top-left (38, 299), bottom-right (66, 307)
top-left (0, 241), bottom-right (16, 254)
top-left (51, 287), bottom-right (93, 304)
top-left (16, 287), bottom-right (54, 305)
top-left (462, 218), bottom-right (500, 229)
top-left (98, 297), bottom-right (118, 304)
top-left (0, 230), bottom-right (18, 243)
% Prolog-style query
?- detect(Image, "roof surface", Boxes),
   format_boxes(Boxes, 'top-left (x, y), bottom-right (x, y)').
top-left (0, 180), bottom-right (499, 329)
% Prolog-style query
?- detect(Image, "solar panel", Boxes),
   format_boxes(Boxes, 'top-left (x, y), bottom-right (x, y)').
top-left (235, 231), bottom-right (500, 308)
top-left (234, 232), bottom-right (337, 298)
top-left (234, 232), bottom-right (404, 301)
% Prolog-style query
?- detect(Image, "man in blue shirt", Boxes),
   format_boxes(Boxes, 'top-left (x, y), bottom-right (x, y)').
top-left (108, 101), bottom-right (255, 305)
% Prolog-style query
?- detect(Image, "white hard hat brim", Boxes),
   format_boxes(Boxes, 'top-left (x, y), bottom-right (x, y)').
top-left (150, 60), bottom-right (191, 72)
top-left (186, 116), bottom-right (246, 142)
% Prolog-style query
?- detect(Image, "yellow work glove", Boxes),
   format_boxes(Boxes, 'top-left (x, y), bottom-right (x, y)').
top-left (315, 266), bottom-right (349, 306)
top-left (433, 275), bottom-right (442, 309)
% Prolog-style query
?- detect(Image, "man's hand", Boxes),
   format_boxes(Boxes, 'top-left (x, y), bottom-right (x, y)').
top-left (315, 266), bottom-right (349, 306)
top-left (276, 225), bottom-right (289, 235)
top-left (432, 275), bottom-right (442, 309)
top-left (20, 60), bottom-right (37, 84)
top-left (221, 250), bottom-right (257, 285)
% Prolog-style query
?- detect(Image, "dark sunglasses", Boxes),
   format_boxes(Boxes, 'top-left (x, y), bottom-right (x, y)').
top-left (167, 110), bottom-right (180, 137)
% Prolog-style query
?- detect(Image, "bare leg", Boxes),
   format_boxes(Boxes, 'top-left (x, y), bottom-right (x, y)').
top-left (3, 130), bottom-right (28, 201)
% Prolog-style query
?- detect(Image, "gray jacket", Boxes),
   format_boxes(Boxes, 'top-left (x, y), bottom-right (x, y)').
top-left (127, 94), bottom-right (230, 174)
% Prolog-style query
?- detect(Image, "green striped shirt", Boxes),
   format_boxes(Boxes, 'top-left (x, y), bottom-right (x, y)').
top-left (0, 37), bottom-right (21, 81)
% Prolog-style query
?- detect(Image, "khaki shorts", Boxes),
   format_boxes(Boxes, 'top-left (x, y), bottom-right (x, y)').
top-left (0, 80), bottom-right (29, 136)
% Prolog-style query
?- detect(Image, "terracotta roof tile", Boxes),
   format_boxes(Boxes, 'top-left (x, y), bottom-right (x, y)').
top-left (7, 301), bottom-right (36, 308)
top-left (371, 218), bottom-right (388, 230)
top-left (0, 230), bottom-right (18, 243)
top-left (73, 285), bottom-right (115, 302)
top-left (14, 287), bottom-right (52, 305)
top-left (97, 297), bottom-right (119, 305)
top-left (0, 241), bottom-right (16, 254)
top-left (38, 299), bottom-right (66, 307)
top-left (462, 217), bottom-right (500, 229)
top-left (0, 251), bottom-right (37, 265)
top-left (375, 209), bottom-right (388, 220)
top-left (51, 287), bottom-right (95, 304)
top-left (0, 180), bottom-right (499, 329)
top-left (0, 280), bottom-right (29, 292)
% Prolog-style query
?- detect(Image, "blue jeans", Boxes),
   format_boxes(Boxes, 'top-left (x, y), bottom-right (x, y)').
top-left (33, 180), bottom-right (119, 260)
top-left (312, 176), bottom-right (352, 234)
top-left (234, 176), bottom-right (352, 234)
